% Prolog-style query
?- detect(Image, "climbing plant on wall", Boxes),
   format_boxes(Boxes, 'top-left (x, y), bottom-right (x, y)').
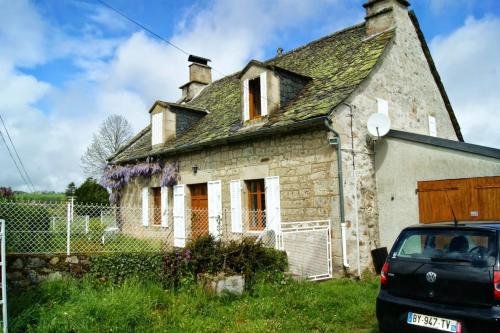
top-left (102, 158), bottom-right (178, 205)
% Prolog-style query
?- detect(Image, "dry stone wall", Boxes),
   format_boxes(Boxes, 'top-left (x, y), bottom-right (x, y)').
top-left (7, 254), bottom-right (90, 289)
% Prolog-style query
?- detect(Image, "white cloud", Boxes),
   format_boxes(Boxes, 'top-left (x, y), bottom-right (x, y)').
top-left (431, 15), bottom-right (500, 148)
top-left (0, 0), bottom-right (361, 192)
top-left (426, 0), bottom-right (476, 15)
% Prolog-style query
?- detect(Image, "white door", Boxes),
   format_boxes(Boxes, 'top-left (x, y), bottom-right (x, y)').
top-left (208, 180), bottom-right (222, 238)
top-left (265, 176), bottom-right (281, 233)
top-left (173, 185), bottom-right (186, 247)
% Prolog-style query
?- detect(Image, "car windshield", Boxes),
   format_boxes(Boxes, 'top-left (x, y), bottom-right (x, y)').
top-left (393, 229), bottom-right (497, 267)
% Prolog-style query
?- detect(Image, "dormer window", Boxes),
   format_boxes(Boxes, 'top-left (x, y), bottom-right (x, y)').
top-left (249, 76), bottom-right (262, 119)
top-left (243, 71), bottom-right (268, 122)
top-left (240, 60), bottom-right (311, 124)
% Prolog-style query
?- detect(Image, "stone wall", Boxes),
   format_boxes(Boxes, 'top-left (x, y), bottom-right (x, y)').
top-left (7, 254), bottom-right (89, 289)
top-left (330, 5), bottom-right (462, 274)
top-left (119, 128), bottom-right (347, 274)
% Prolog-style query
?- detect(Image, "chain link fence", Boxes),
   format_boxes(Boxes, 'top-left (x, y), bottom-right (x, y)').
top-left (0, 200), bottom-right (278, 254)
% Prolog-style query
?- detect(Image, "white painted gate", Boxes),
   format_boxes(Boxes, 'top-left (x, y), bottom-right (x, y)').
top-left (280, 220), bottom-right (332, 281)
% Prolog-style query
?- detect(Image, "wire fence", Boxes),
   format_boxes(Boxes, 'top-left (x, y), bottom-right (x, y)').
top-left (0, 200), bottom-right (278, 254)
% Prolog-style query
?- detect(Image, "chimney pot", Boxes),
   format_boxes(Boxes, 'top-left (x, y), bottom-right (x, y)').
top-left (363, 0), bottom-right (410, 36)
top-left (180, 55), bottom-right (212, 101)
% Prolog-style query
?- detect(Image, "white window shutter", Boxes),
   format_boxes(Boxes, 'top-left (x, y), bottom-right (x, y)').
top-left (208, 180), bottom-right (222, 238)
top-left (173, 185), bottom-right (186, 247)
top-left (260, 72), bottom-right (268, 116)
top-left (243, 79), bottom-right (250, 121)
top-left (428, 116), bottom-right (437, 137)
top-left (151, 112), bottom-right (163, 145)
top-left (230, 180), bottom-right (242, 233)
top-left (376, 98), bottom-right (388, 116)
top-left (161, 186), bottom-right (168, 227)
top-left (141, 187), bottom-right (149, 227)
top-left (265, 176), bottom-right (281, 233)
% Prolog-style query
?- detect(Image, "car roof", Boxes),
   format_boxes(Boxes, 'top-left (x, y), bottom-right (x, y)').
top-left (405, 221), bottom-right (500, 232)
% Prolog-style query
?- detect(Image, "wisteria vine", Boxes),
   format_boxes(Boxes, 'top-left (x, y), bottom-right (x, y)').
top-left (102, 158), bottom-right (178, 205)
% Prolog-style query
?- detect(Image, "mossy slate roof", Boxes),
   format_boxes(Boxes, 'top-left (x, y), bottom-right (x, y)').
top-left (111, 23), bottom-right (394, 163)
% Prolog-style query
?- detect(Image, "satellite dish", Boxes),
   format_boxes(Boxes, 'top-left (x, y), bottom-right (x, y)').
top-left (367, 113), bottom-right (391, 137)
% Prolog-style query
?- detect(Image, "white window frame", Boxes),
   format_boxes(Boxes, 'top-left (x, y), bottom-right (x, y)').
top-left (230, 180), bottom-right (243, 233)
top-left (428, 115), bottom-right (437, 137)
top-left (161, 186), bottom-right (168, 228)
top-left (141, 187), bottom-right (149, 227)
top-left (173, 184), bottom-right (186, 247)
top-left (265, 176), bottom-right (281, 233)
top-left (208, 180), bottom-right (222, 238)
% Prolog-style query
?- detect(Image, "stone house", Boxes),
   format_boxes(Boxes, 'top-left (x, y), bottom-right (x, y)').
top-left (108, 0), bottom-right (499, 276)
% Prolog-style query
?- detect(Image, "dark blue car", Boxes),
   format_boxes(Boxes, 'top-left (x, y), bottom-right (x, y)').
top-left (376, 222), bottom-right (500, 333)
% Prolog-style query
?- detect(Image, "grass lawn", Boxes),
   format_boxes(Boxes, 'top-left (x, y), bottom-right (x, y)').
top-left (10, 276), bottom-right (380, 333)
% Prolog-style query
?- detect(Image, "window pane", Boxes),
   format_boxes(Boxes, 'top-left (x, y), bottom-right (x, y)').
top-left (394, 229), bottom-right (496, 266)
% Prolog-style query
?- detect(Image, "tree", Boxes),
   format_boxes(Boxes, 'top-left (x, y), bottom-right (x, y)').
top-left (65, 182), bottom-right (77, 197)
top-left (74, 178), bottom-right (109, 205)
top-left (0, 187), bottom-right (13, 201)
top-left (81, 114), bottom-right (133, 178)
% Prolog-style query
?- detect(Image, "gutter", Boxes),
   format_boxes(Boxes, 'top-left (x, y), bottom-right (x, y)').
top-left (324, 118), bottom-right (350, 269)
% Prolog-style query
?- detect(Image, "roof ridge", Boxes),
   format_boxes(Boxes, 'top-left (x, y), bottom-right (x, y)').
top-left (264, 22), bottom-right (365, 64)
top-left (192, 22), bottom-right (366, 90)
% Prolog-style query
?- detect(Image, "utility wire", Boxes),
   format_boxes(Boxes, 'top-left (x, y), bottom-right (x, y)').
top-left (0, 128), bottom-right (33, 192)
top-left (96, 0), bottom-right (189, 57)
top-left (93, 0), bottom-right (281, 104)
top-left (0, 114), bottom-right (36, 192)
top-left (0, 114), bottom-right (36, 190)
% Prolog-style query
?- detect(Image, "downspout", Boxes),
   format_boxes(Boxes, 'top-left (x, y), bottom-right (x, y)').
top-left (347, 104), bottom-right (362, 279)
top-left (324, 118), bottom-right (349, 269)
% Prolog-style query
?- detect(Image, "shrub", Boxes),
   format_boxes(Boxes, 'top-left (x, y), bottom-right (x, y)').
top-left (163, 235), bottom-right (288, 289)
top-left (89, 252), bottom-right (164, 283)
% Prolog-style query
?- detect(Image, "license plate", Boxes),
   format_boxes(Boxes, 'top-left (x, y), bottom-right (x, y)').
top-left (407, 312), bottom-right (461, 332)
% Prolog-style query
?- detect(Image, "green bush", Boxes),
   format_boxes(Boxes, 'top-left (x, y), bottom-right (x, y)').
top-left (89, 252), bottom-right (164, 283)
top-left (163, 235), bottom-right (288, 289)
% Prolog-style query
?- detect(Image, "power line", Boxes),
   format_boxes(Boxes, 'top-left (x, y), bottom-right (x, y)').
top-left (96, 0), bottom-right (189, 57)
top-left (93, 0), bottom-right (280, 105)
top-left (0, 128), bottom-right (33, 192)
top-left (0, 114), bottom-right (36, 192)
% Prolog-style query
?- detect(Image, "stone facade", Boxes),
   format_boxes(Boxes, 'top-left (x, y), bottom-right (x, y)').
top-left (329, 1), bottom-right (460, 274)
top-left (119, 128), bottom-right (347, 273)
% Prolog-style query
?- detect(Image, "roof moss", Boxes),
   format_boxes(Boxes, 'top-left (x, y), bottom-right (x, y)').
top-left (111, 23), bottom-right (394, 163)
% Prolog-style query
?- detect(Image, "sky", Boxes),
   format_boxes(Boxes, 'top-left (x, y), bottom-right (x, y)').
top-left (0, 0), bottom-right (499, 192)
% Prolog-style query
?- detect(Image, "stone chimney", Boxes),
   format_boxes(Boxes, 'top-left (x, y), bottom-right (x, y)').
top-left (363, 0), bottom-right (410, 36)
top-left (179, 55), bottom-right (212, 102)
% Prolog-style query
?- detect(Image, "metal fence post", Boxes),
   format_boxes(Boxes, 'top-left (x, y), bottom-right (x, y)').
top-left (0, 219), bottom-right (8, 333)
top-left (66, 197), bottom-right (74, 255)
top-left (85, 215), bottom-right (89, 234)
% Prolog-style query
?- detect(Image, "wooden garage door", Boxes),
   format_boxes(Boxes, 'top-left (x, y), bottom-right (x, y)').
top-left (417, 176), bottom-right (500, 223)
